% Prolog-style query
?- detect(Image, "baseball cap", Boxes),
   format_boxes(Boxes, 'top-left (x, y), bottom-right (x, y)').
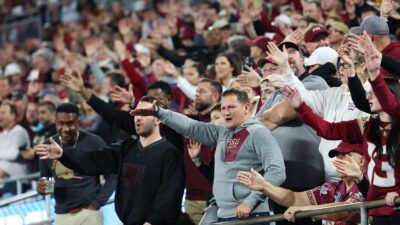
top-left (328, 142), bottom-right (364, 158)
top-left (304, 25), bottom-right (329, 42)
top-left (247, 36), bottom-right (271, 52)
top-left (304, 47), bottom-right (338, 67)
top-left (350, 15), bottom-right (389, 35)
top-left (326, 20), bottom-right (349, 34)
top-left (257, 57), bottom-right (277, 67)
top-left (278, 41), bottom-right (302, 53)
top-left (4, 63), bottom-right (22, 76)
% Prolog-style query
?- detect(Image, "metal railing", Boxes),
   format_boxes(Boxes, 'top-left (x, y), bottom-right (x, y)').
top-left (0, 11), bottom-right (42, 46)
top-left (0, 172), bottom-right (40, 195)
top-left (212, 198), bottom-right (400, 225)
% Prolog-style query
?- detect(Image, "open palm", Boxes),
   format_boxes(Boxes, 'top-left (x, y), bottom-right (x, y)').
top-left (35, 137), bottom-right (63, 160)
top-left (281, 86), bottom-right (302, 108)
top-left (60, 71), bottom-right (84, 92)
top-left (237, 168), bottom-right (265, 191)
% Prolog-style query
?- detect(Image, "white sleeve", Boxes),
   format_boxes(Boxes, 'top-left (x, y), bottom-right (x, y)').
top-left (283, 72), bottom-right (325, 116)
top-left (0, 127), bottom-right (30, 160)
top-left (176, 76), bottom-right (196, 100)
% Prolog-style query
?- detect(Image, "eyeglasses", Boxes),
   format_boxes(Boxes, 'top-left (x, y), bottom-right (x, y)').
top-left (337, 62), bottom-right (351, 69)
top-left (365, 91), bottom-right (375, 99)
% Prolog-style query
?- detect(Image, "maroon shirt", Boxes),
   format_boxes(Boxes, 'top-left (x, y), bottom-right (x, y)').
top-left (184, 112), bottom-right (214, 201)
top-left (307, 181), bottom-right (364, 225)
top-left (295, 103), bottom-right (400, 216)
top-left (381, 41), bottom-right (400, 80)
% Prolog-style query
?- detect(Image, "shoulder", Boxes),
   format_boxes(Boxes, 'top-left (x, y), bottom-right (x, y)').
top-left (12, 125), bottom-right (29, 135)
top-left (303, 75), bottom-right (329, 90)
top-left (79, 130), bottom-right (107, 146)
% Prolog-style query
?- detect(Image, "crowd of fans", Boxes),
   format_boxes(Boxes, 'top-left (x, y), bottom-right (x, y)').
top-left (1, 0), bottom-right (400, 224)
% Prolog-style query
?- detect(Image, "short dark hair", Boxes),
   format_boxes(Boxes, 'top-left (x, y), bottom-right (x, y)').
top-left (106, 71), bottom-right (126, 87)
top-left (222, 88), bottom-right (249, 105)
top-left (190, 63), bottom-right (206, 77)
top-left (148, 81), bottom-right (173, 97)
top-left (305, 0), bottom-right (321, 10)
top-left (139, 95), bottom-right (161, 107)
top-left (199, 78), bottom-right (223, 101)
top-left (38, 101), bottom-right (56, 112)
top-left (1, 101), bottom-right (17, 117)
top-left (56, 103), bottom-right (79, 115)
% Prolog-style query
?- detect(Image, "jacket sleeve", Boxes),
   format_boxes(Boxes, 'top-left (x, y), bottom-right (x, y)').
top-left (157, 108), bottom-right (220, 146)
top-left (295, 102), bottom-right (364, 144)
top-left (147, 149), bottom-right (184, 224)
top-left (121, 59), bottom-right (147, 100)
top-left (312, 63), bottom-right (342, 87)
top-left (348, 76), bottom-right (372, 114)
top-left (381, 54), bottom-right (400, 77)
top-left (87, 95), bottom-right (136, 134)
top-left (370, 75), bottom-right (400, 119)
top-left (156, 46), bottom-right (186, 67)
top-left (243, 127), bottom-right (286, 210)
top-left (59, 141), bottom-right (123, 175)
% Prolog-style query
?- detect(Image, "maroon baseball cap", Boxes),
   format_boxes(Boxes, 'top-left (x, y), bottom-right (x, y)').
top-left (257, 57), bottom-right (277, 67)
top-left (328, 142), bottom-right (364, 158)
top-left (247, 36), bottom-right (271, 52)
top-left (304, 25), bottom-right (329, 43)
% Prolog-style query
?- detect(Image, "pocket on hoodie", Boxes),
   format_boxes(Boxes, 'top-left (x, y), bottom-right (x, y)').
top-left (232, 182), bottom-right (251, 202)
top-left (213, 182), bottom-right (234, 203)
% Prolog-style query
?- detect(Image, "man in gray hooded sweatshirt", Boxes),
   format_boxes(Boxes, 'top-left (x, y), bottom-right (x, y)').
top-left (132, 88), bottom-right (286, 223)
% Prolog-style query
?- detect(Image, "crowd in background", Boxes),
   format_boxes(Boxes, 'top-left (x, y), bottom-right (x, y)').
top-left (1, 0), bottom-right (400, 224)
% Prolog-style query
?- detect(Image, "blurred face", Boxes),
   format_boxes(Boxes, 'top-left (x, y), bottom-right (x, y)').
top-left (194, 82), bottom-right (215, 112)
top-left (26, 102), bottom-right (38, 124)
top-left (287, 48), bottom-right (304, 75)
top-left (0, 104), bottom-right (16, 129)
top-left (321, 0), bottom-right (335, 11)
top-left (221, 94), bottom-right (249, 130)
top-left (306, 37), bottom-right (330, 54)
top-left (184, 66), bottom-right (202, 86)
top-left (147, 88), bottom-right (170, 109)
top-left (303, 2), bottom-right (322, 22)
top-left (215, 56), bottom-right (234, 81)
top-left (262, 63), bottom-right (281, 78)
top-left (336, 152), bottom-right (364, 178)
top-left (366, 90), bottom-right (382, 113)
top-left (328, 29), bottom-right (345, 45)
top-left (134, 101), bottom-right (159, 137)
top-left (260, 84), bottom-right (276, 103)
top-left (0, 79), bottom-right (11, 99)
top-left (210, 110), bottom-right (224, 125)
top-left (205, 29), bottom-right (222, 47)
top-left (337, 59), bottom-right (350, 84)
top-left (250, 46), bottom-right (263, 60)
top-left (101, 77), bottom-right (113, 96)
top-left (56, 112), bottom-right (79, 142)
top-left (32, 56), bottom-right (50, 74)
top-left (38, 105), bottom-right (55, 126)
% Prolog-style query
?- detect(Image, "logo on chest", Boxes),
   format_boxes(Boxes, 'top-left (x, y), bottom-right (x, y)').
top-left (224, 129), bottom-right (249, 162)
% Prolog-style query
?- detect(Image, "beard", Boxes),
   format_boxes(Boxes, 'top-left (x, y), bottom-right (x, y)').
top-left (290, 63), bottom-right (298, 75)
top-left (195, 101), bottom-right (211, 112)
top-left (136, 124), bottom-right (154, 138)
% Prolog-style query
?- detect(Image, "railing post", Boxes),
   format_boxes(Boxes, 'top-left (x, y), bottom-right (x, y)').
top-left (45, 194), bottom-right (51, 221)
top-left (360, 207), bottom-right (368, 225)
top-left (16, 179), bottom-right (22, 195)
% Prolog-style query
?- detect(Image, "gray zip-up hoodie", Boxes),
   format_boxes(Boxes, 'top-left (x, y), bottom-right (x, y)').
top-left (157, 108), bottom-right (286, 218)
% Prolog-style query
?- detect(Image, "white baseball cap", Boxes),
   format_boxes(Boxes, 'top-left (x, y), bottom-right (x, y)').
top-left (304, 47), bottom-right (338, 67)
top-left (4, 63), bottom-right (21, 76)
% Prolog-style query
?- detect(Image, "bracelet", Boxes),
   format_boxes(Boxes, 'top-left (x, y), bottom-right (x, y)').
top-left (192, 156), bottom-right (201, 164)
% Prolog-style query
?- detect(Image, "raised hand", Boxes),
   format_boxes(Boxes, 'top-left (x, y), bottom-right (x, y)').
top-left (187, 139), bottom-right (202, 160)
top-left (35, 137), bottom-right (63, 160)
top-left (60, 70), bottom-right (84, 93)
top-left (347, 33), bottom-right (364, 54)
top-left (360, 31), bottom-right (382, 80)
top-left (110, 84), bottom-right (135, 105)
top-left (130, 100), bottom-right (158, 116)
top-left (236, 65), bottom-right (262, 88)
top-left (84, 37), bottom-right (101, 58)
top-left (266, 42), bottom-right (291, 74)
top-left (237, 168), bottom-right (266, 192)
top-left (281, 86), bottom-right (302, 108)
top-left (332, 155), bottom-right (363, 180)
top-left (114, 39), bottom-right (128, 61)
top-left (283, 28), bottom-right (305, 45)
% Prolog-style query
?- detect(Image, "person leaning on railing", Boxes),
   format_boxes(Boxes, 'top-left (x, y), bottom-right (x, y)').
top-left (238, 141), bottom-right (366, 225)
